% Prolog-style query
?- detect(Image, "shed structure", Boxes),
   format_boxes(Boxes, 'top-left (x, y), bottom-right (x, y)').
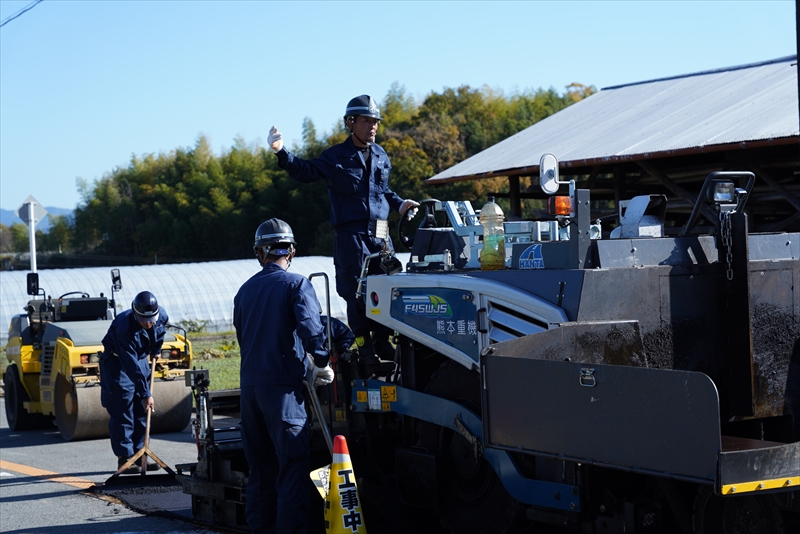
top-left (427, 56), bottom-right (799, 233)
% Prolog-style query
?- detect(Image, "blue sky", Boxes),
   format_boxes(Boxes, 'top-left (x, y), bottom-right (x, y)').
top-left (0, 0), bottom-right (796, 212)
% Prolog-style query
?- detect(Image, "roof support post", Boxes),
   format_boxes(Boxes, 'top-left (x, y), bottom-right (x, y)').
top-left (583, 166), bottom-right (601, 190)
top-left (613, 166), bottom-right (625, 227)
top-left (508, 176), bottom-right (521, 218)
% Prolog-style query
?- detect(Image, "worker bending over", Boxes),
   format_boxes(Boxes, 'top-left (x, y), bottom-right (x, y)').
top-left (100, 291), bottom-right (166, 474)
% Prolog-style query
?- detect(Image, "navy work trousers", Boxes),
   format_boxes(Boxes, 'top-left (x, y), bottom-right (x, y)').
top-left (99, 355), bottom-right (147, 458)
top-left (240, 384), bottom-right (310, 534)
top-left (334, 231), bottom-right (390, 338)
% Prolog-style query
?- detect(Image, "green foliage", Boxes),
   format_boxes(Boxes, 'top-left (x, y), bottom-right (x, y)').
top-left (10, 223), bottom-right (29, 252)
top-left (43, 81), bottom-right (593, 264)
top-left (381, 82), bottom-right (418, 129)
top-left (190, 334), bottom-right (241, 390)
top-left (39, 215), bottom-right (72, 253)
top-left (194, 356), bottom-right (240, 390)
top-left (0, 224), bottom-right (13, 253)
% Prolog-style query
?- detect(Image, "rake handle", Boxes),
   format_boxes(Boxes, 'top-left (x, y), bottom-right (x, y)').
top-left (141, 357), bottom-right (156, 473)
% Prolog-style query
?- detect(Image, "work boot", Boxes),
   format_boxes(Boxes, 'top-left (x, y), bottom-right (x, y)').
top-left (117, 456), bottom-right (141, 475)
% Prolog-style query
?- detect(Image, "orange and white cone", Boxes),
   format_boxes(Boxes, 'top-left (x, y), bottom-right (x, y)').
top-left (324, 435), bottom-right (367, 533)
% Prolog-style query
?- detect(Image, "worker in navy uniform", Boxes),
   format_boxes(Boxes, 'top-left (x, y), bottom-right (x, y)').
top-left (233, 218), bottom-right (333, 534)
top-left (267, 95), bottom-right (419, 373)
top-left (100, 291), bottom-right (166, 474)
top-left (321, 315), bottom-right (355, 362)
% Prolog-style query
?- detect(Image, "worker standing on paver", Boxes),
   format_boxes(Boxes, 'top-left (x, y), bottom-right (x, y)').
top-left (267, 95), bottom-right (419, 375)
top-left (233, 218), bottom-right (333, 533)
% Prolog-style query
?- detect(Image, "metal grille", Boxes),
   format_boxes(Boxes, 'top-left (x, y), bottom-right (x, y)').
top-left (486, 300), bottom-right (550, 344)
top-left (40, 343), bottom-right (55, 387)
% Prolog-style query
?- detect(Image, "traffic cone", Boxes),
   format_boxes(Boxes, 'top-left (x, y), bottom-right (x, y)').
top-left (324, 435), bottom-right (367, 533)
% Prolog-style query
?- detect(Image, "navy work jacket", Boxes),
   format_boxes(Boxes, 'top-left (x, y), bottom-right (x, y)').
top-left (101, 307), bottom-right (169, 399)
top-left (233, 262), bottom-right (328, 389)
top-left (277, 136), bottom-right (404, 235)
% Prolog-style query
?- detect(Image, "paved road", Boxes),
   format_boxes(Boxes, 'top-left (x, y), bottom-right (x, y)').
top-left (0, 396), bottom-right (218, 534)
top-left (0, 397), bottom-right (425, 534)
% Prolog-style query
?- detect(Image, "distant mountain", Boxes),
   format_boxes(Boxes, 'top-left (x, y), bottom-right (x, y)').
top-left (0, 207), bottom-right (74, 232)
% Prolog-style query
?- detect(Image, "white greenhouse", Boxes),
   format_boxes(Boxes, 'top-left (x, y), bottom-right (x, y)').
top-left (0, 256), bottom-right (361, 345)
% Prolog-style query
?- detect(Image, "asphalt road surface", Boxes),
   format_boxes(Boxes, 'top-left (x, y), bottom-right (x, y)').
top-left (0, 396), bottom-right (443, 534)
top-left (0, 395), bottom-right (218, 534)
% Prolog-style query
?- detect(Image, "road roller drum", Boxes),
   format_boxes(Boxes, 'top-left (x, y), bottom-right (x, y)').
top-left (54, 376), bottom-right (192, 442)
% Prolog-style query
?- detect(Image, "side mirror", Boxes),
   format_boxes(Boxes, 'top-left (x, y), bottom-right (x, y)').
top-left (27, 273), bottom-right (40, 296)
top-left (111, 269), bottom-right (122, 290)
top-left (539, 153), bottom-right (560, 195)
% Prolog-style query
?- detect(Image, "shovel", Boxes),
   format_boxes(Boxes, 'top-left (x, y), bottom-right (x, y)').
top-left (102, 357), bottom-right (178, 487)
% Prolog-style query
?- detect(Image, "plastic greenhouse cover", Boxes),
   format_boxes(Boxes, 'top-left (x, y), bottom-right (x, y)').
top-left (0, 255), bottom-right (408, 345)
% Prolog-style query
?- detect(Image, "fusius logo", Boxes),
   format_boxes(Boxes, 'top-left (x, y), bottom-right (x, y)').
top-left (402, 295), bottom-right (452, 317)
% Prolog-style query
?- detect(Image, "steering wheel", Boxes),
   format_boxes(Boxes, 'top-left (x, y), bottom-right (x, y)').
top-left (398, 198), bottom-right (441, 250)
top-left (58, 291), bottom-right (90, 300)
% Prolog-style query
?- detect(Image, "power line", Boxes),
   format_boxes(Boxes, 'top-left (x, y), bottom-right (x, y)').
top-left (0, 0), bottom-right (44, 29)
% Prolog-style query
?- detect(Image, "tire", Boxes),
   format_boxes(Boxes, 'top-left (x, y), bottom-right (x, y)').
top-left (693, 485), bottom-right (784, 534)
top-left (417, 360), bottom-right (522, 534)
top-left (4, 365), bottom-right (48, 431)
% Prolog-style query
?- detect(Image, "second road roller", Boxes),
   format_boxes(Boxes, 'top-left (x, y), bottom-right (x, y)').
top-left (4, 269), bottom-right (193, 441)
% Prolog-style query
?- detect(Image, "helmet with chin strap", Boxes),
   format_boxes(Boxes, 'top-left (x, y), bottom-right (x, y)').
top-left (253, 218), bottom-right (296, 258)
top-left (343, 95), bottom-right (381, 124)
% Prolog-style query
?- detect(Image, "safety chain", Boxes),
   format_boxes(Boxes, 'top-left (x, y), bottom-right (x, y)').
top-left (720, 211), bottom-right (733, 280)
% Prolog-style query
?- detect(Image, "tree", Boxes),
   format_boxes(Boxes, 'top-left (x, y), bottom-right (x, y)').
top-left (565, 82), bottom-right (596, 103)
top-left (381, 134), bottom-right (434, 199)
top-left (0, 223), bottom-right (13, 253)
top-left (66, 80), bottom-right (595, 264)
top-left (10, 223), bottom-right (29, 252)
top-left (381, 82), bottom-right (417, 130)
top-left (39, 215), bottom-right (73, 253)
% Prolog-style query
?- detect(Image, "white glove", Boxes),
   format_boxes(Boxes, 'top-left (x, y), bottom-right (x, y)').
top-left (400, 199), bottom-right (420, 221)
top-left (312, 364), bottom-right (334, 386)
top-left (268, 125), bottom-right (283, 153)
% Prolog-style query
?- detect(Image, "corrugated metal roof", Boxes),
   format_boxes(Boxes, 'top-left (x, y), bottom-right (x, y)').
top-left (427, 56), bottom-right (799, 183)
top-left (0, 255), bottom-right (408, 345)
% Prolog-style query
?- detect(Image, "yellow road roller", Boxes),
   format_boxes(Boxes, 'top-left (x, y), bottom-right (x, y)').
top-left (4, 270), bottom-right (193, 441)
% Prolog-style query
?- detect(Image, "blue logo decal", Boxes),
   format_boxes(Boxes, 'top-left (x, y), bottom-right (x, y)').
top-left (402, 295), bottom-right (452, 317)
top-left (518, 244), bottom-right (545, 270)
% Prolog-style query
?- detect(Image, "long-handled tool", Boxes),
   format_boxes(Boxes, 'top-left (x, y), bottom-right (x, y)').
top-left (306, 360), bottom-right (336, 501)
top-left (305, 365), bottom-right (333, 455)
top-left (104, 358), bottom-right (177, 486)
top-left (307, 272), bottom-right (335, 456)
top-left (306, 273), bottom-right (337, 501)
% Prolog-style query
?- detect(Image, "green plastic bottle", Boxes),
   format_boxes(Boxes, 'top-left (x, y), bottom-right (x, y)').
top-left (479, 196), bottom-right (505, 270)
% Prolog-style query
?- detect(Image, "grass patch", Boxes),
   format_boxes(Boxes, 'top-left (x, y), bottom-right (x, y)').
top-left (189, 332), bottom-right (241, 390)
